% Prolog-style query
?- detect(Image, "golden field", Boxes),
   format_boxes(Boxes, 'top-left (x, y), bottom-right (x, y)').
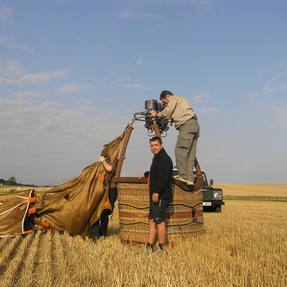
top-left (216, 183), bottom-right (287, 197)
top-left (0, 193), bottom-right (287, 287)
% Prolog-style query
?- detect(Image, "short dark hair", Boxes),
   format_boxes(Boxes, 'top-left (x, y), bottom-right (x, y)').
top-left (149, 136), bottom-right (162, 145)
top-left (160, 90), bottom-right (173, 100)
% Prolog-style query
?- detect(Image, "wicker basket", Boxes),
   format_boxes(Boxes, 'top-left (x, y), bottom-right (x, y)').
top-left (117, 180), bottom-right (204, 243)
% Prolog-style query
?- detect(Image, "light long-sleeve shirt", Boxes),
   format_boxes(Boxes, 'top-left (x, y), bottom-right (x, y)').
top-left (157, 95), bottom-right (196, 129)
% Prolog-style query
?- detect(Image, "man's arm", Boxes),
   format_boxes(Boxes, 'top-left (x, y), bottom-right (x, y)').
top-left (157, 97), bottom-right (177, 118)
top-left (152, 192), bottom-right (159, 203)
top-left (99, 156), bottom-right (113, 172)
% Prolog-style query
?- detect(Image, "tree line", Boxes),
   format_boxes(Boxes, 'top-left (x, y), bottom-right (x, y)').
top-left (0, 177), bottom-right (37, 187)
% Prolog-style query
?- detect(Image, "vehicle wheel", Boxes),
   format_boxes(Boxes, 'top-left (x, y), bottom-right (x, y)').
top-left (214, 206), bottom-right (222, 212)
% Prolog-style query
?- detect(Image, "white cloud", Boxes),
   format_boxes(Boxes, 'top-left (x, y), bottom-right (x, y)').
top-left (118, 9), bottom-right (158, 20)
top-left (0, 76), bottom-right (16, 84)
top-left (56, 83), bottom-right (90, 95)
top-left (136, 59), bottom-right (144, 65)
top-left (245, 92), bottom-right (259, 103)
top-left (256, 68), bottom-right (267, 79)
top-left (271, 105), bottom-right (287, 128)
top-left (0, 60), bottom-right (71, 85)
top-left (245, 91), bottom-right (287, 129)
top-left (10, 83), bottom-right (94, 99)
top-left (0, 98), bottom-right (125, 137)
top-left (6, 61), bottom-right (23, 76)
top-left (0, 99), bottom-right (125, 148)
top-left (118, 10), bottom-right (134, 20)
top-left (122, 83), bottom-right (149, 91)
top-left (245, 66), bottom-right (287, 106)
top-left (0, 36), bottom-right (34, 53)
top-left (0, 4), bottom-right (33, 53)
top-left (0, 97), bottom-right (128, 184)
top-left (157, 0), bottom-right (211, 8)
top-left (192, 92), bottom-right (209, 103)
top-left (20, 69), bottom-right (71, 84)
top-left (184, 0), bottom-right (210, 6)
top-left (115, 77), bottom-right (149, 91)
top-left (198, 106), bottom-right (220, 114)
top-left (0, 60), bottom-right (21, 82)
top-left (78, 100), bottom-right (98, 112)
top-left (12, 90), bottom-right (43, 98)
top-left (261, 70), bottom-right (287, 94)
top-left (117, 0), bottom-right (210, 21)
top-left (0, 3), bottom-right (13, 25)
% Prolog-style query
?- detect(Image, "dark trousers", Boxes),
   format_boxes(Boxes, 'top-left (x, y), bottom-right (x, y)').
top-left (89, 187), bottom-right (117, 239)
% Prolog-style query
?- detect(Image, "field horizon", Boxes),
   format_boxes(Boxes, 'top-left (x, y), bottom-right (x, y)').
top-left (1, 183), bottom-right (287, 194)
top-left (215, 183), bottom-right (287, 198)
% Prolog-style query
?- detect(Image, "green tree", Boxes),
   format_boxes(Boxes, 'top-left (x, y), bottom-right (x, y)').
top-left (7, 176), bottom-right (17, 184)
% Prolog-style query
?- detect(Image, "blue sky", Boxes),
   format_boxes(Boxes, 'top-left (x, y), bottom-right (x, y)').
top-left (0, 0), bottom-right (286, 185)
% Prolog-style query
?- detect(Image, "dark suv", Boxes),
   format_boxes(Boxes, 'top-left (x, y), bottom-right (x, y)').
top-left (199, 171), bottom-right (224, 212)
top-left (173, 168), bottom-right (224, 212)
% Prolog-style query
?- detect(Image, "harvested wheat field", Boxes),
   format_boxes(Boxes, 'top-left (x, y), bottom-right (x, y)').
top-left (217, 183), bottom-right (287, 197)
top-left (1, 198), bottom-right (287, 286)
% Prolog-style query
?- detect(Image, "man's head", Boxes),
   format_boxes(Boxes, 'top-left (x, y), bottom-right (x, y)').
top-left (160, 90), bottom-right (173, 107)
top-left (149, 136), bottom-right (163, 155)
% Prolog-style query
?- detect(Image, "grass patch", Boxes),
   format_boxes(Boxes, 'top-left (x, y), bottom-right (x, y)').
top-left (225, 195), bottom-right (287, 202)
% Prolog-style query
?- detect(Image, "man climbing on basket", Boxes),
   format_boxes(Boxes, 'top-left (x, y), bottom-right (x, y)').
top-left (151, 90), bottom-right (199, 185)
top-left (145, 136), bottom-right (173, 253)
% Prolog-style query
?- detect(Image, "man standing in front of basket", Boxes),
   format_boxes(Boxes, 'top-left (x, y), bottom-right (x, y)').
top-left (145, 136), bottom-right (173, 253)
top-left (151, 90), bottom-right (199, 185)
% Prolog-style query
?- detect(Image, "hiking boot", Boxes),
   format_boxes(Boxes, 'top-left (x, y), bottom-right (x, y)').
top-left (173, 175), bottom-right (187, 183)
top-left (185, 180), bottom-right (194, 185)
top-left (154, 243), bottom-right (167, 254)
top-left (144, 243), bottom-right (154, 254)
